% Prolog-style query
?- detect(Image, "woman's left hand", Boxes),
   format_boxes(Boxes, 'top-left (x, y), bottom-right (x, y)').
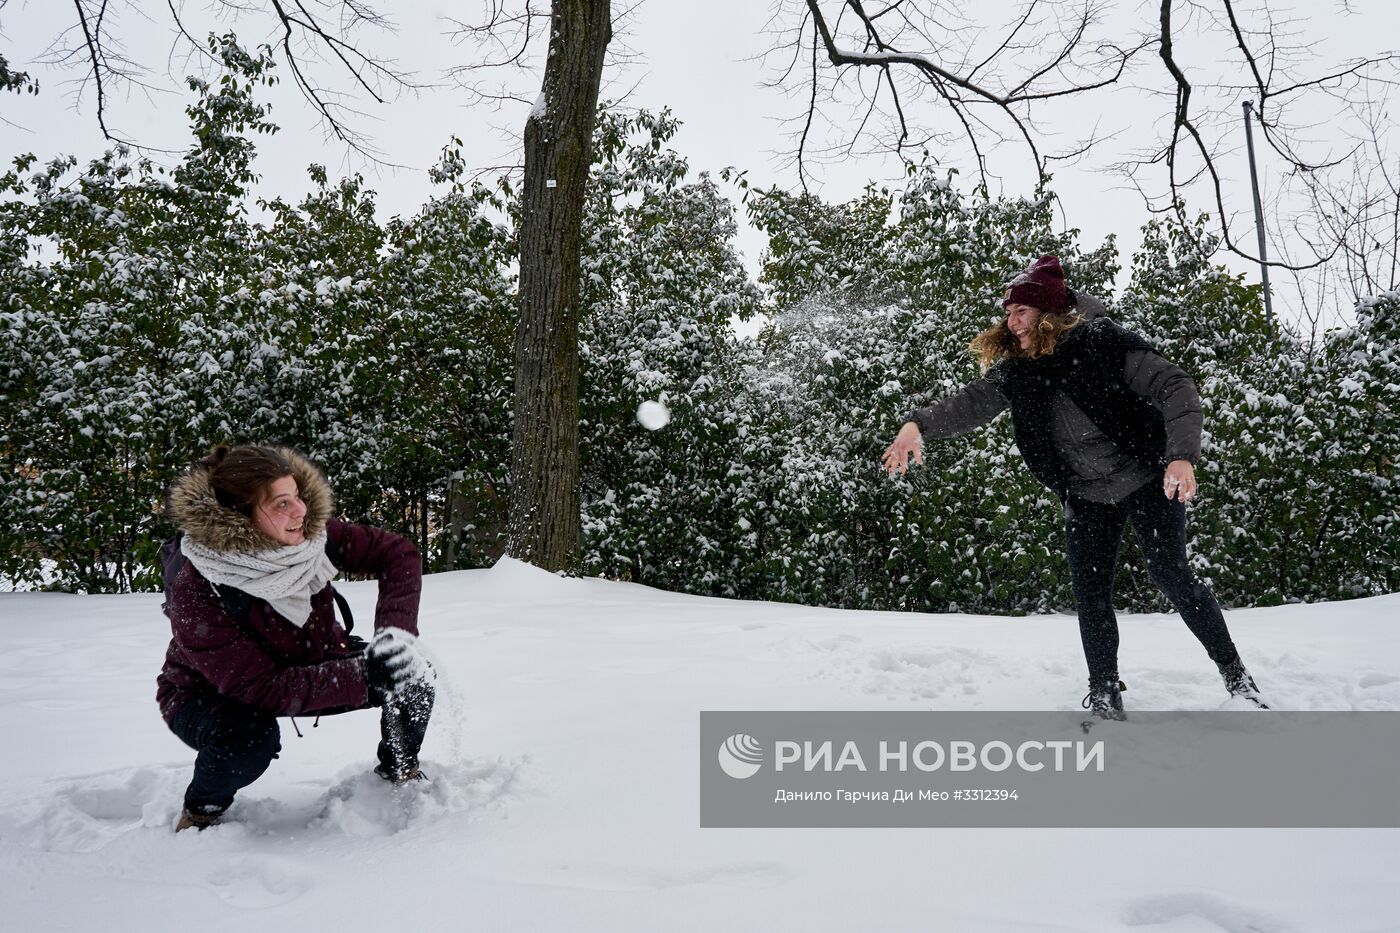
top-left (1163, 459), bottom-right (1197, 502)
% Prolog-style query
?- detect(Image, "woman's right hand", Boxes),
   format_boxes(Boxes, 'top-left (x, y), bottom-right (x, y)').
top-left (881, 421), bottom-right (925, 477)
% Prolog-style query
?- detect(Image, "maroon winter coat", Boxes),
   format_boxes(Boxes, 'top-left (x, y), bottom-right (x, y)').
top-left (156, 449), bottom-right (421, 724)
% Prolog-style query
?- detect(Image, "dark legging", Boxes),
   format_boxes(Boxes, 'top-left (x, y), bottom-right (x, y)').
top-left (170, 681), bottom-right (435, 814)
top-left (1064, 482), bottom-right (1240, 684)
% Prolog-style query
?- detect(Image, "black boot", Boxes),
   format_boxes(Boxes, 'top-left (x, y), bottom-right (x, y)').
top-left (175, 804), bottom-right (225, 832)
top-left (1218, 659), bottom-right (1270, 709)
top-left (1081, 678), bottom-right (1127, 722)
top-left (374, 762), bottom-right (428, 785)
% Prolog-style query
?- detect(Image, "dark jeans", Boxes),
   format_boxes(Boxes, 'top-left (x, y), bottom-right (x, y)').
top-left (1064, 482), bottom-right (1240, 685)
top-left (169, 681), bottom-right (435, 814)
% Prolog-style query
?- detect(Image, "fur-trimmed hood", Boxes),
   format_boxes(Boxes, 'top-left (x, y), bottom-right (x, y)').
top-left (166, 448), bottom-right (335, 553)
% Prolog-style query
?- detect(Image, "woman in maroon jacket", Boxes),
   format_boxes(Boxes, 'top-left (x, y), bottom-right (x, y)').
top-left (158, 444), bottom-right (434, 831)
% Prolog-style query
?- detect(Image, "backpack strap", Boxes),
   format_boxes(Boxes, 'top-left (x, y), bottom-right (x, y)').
top-left (159, 533), bottom-right (185, 619)
top-left (322, 529), bottom-right (355, 636)
top-left (331, 586), bottom-right (355, 636)
top-left (161, 530), bottom-right (260, 628)
top-left (211, 582), bottom-right (256, 626)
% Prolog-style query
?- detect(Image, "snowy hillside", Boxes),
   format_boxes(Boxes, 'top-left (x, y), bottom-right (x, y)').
top-left (2, 558), bottom-right (1397, 932)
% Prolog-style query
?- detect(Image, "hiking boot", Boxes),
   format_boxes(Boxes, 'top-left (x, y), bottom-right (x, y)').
top-left (1218, 659), bottom-right (1270, 709)
top-left (175, 806), bottom-right (224, 833)
top-left (375, 762), bottom-right (428, 786)
top-left (1081, 678), bottom-right (1128, 721)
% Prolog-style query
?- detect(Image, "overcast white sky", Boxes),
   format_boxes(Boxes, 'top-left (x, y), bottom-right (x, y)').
top-left (3, 1), bottom-right (1397, 328)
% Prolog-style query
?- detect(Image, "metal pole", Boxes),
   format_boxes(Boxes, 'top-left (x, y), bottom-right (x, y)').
top-left (1242, 100), bottom-right (1275, 328)
top-left (444, 470), bottom-right (463, 569)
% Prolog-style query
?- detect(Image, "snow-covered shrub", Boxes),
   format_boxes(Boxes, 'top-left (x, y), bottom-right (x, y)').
top-left (250, 154), bottom-right (515, 568)
top-left (0, 40), bottom-right (514, 591)
top-left (576, 109), bottom-right (761, 589)
top-left (1118, 218), bottom-right (1400, 607)
top-left (0, 39), bottom-right (280, 592)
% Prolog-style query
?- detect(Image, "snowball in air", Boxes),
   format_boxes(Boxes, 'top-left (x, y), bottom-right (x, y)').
top-left (636, 400), bottom-right (670, 431)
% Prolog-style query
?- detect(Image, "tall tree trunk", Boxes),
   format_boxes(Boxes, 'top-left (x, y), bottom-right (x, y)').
top-left (508, 0), bottom-right (611, 570)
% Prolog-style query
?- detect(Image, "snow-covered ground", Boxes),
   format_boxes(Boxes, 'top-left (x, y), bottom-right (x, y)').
top-left (2, 558), bottom-right (1396, 932)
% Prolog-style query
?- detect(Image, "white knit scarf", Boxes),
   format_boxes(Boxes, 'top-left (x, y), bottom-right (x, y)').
top-left (180, 532), bottom-right (338, 628)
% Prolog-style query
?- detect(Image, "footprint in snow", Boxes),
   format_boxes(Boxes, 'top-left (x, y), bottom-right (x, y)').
top-left (207, 855), bottom-right (313, 909)
top-left (313, 757), bottom-right (525, 837)
top-left (1123, 892), bottom-right (1298, 933)
top-left (3, 766), bottom-right (186, 853)
top-left (862, 646), bottom-right (1004, 702)
top-left (809, 634), bottom-right (862, 651)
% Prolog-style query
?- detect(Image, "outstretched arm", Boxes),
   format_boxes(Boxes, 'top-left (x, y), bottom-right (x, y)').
top-left (883, 378), bottom-right (1008, 477)
top-left (906, 378), bottom-right (1009, 440)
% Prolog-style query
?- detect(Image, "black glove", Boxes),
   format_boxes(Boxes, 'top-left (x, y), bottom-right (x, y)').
top-left (364, 628), bottom-right (431, 697)
top-left (365, 648), bottom-right (397, 697)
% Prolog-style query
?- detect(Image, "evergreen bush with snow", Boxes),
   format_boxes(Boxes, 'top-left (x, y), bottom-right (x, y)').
top-left (1116, 219), bottom-right (1400, 607)
top-left (0, 38), bottom-right (515, 589)
top-left (576, 109), bottom-right (760, 590)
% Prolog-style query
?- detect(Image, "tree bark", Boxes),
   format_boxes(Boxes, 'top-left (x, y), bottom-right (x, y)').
top-left (508, 0), bottom-right (611, 570)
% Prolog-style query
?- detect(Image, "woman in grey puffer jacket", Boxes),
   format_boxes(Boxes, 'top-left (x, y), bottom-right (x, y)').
top-left (881, 255), bottom-right (1269, 720)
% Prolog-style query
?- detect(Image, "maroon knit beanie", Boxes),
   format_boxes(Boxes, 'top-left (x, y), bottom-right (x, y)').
top-left (1003, 254), bottom-right (1070, 313)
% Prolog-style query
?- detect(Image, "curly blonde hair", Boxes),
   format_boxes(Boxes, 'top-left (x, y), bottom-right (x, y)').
top-left (970, 309), bottom-right (1083, 369)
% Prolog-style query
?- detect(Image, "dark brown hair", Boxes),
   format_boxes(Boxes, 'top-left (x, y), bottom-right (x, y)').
top-left (199, 445), bottom-right (298, 516)
top-left (969, 309), bottom-right (1082, 369)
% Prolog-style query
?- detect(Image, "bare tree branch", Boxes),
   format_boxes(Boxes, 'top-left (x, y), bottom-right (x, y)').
top-left (1141, 0), bottom-right (1395, 277)
top-left (32, 1), bottom-right (419, 166)
top-left (71, 2), bottom-right (104, 134)
top-left (798, 17), bottom-right (819, 192)
top-left (789, 0), bottom-right (1143, 186)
